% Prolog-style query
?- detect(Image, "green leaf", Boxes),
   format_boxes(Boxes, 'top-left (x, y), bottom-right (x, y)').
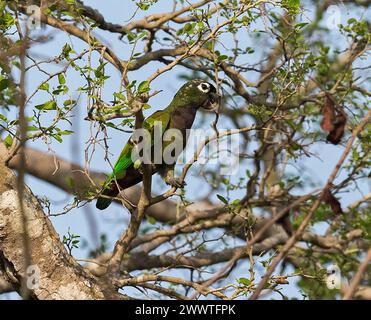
top-left (113, 92), bottom-right (126, 102)
top-left (62, 43), bottom-right (72, 57)
top-left (105, 122), bottom-right (116, 129)
top-left (282, 0), bottom-right (300, 14)
top-left (218, 55), bottom-right (228, 61)
top-left (58, 73), bottom-right (66, 84)
top-left (59, 130), bottom-right (74, 135)
top-left (43, 7), bottom-right (52, 15)
top-left (35, 100), bottom-right (57, 111)
top-left (137, 2), bottom-right (150, 10)
top-left (39, 83), bottom-right (50, 91)
top-left (27, 126), bottom-right (38, 132)
top-left (295, 22), bottom-right (308, 29)
top-left (146, 215), bottom-right (157, 225)
top-left (231, 199), bottom-right (241, 206)
top-left (3, 134), bottom-right (13, 148)
top-left (63, 99), bottom-right (76, 107)
top-left (347, 18), bottom-right (357, 25)
top-left (52, 88), bottom-right (65, 95)
top-left (127, 31), bottom-right (136, 42)
top-left (241, 15), bottom-right (250, 26)
top-left (237, 278), bottom-right (251, 286)
top-left (137, 81), bottom-right (150, 94)
top-left (53, 134), bottom-right (63, 143)
top-left (95, 62), bottom-right (107, 78)
top-left (0, 12), bottom-right (14, 31)
top-left (184, 23), bottom-right (195, 34)
top-left (127, 80), bottom-right (137, 90)
top-left (0, 79), bottom-right (9, 91)
top-left (217, 194), bottom-right (228, 204)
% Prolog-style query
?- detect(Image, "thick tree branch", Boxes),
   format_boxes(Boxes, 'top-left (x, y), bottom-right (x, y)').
top-left (343, 249), bottom-right (371, 300)
top-left (0, 160), bottom-right (126, 299)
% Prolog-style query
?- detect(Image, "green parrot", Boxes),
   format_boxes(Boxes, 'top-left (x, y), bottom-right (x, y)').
top-left (96, 79), bottom-right (219, 210)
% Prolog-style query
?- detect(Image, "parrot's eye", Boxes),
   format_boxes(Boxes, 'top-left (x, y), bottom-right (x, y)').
top-left (198, 82), bottom-right (210, 93)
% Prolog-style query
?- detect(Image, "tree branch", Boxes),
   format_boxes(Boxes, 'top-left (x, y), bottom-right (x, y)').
top-left (343, 249), bottom-right (371, 300)
top-left (0, 160), bottom-right (127, 299)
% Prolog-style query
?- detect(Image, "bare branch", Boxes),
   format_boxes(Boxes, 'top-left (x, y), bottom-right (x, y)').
top-left (343, 249), bottom-right (371, 300)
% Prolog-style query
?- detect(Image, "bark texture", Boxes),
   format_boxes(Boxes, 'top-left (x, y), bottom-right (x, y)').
top-left (0, 161), bottom-right (120, 299)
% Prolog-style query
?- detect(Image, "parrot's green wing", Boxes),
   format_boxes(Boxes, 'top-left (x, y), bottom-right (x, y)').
top-left (111, 109), bottom-right (171, 179)
top-left (96, 109), bottom-right (171, 209)
top-left (142, 109), bottom-right (170, 131)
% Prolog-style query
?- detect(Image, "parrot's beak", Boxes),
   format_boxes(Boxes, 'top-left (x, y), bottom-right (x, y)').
top-left (202, 92), bottom-right (220, 111)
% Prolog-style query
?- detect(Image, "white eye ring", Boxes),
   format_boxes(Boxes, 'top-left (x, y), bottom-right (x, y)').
top-left (197, 82), bottom-right (210, 93)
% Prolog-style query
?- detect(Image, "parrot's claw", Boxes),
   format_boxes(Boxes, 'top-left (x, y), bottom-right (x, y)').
top-left (165, 176), bottom-right (186, 188)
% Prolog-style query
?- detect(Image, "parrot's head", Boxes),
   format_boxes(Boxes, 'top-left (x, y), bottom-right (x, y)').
top-left (173, 79), bottom-right (220, 111)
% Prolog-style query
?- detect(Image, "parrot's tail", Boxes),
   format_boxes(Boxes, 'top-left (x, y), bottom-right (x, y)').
top-left (96, 186), bottom-right (116, 210)
top-left (96, 196), bottom-right (112, 210)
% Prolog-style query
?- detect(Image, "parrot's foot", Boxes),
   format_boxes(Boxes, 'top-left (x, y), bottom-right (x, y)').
top-left (165, 176), bottom-right (186, 188)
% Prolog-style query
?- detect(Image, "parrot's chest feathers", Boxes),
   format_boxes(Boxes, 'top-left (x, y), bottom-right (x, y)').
top-left (164, 106), bottom-right (198, 154)
top-left (170, 107), bottom-right (197, 131)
